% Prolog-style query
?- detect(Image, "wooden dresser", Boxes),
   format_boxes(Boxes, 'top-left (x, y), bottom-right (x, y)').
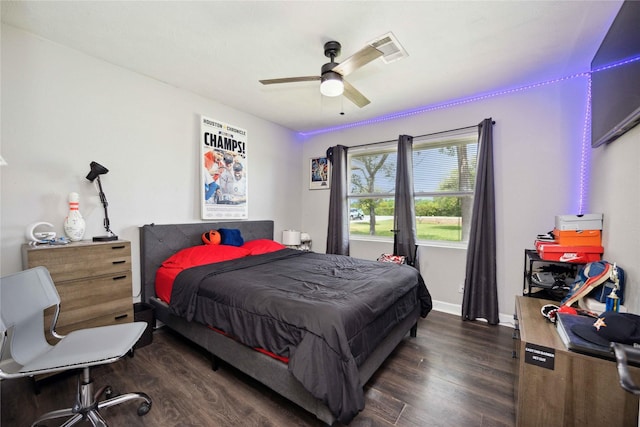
top-left (22, 240), bottom-right (133, 343)
top-left (514, 296), bottom-right (640, 426)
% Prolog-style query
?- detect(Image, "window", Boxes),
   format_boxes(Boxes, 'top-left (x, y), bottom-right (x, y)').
top-left (348, 129), bottom-right (478, 244)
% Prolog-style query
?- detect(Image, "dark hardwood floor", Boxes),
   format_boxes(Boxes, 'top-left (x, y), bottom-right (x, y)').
top-left (1, 310), bottom-right (516, 426)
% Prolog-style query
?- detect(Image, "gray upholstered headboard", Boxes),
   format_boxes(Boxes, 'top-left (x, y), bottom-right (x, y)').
top-left (139, 220), bottom-right (274, 303)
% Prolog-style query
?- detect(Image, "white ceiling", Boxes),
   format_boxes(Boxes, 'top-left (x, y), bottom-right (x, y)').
top-left (1, 1), bottom-right (623, 133)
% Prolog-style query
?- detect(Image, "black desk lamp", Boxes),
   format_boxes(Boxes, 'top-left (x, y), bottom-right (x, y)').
top-left (86, 161), bottom-right (118, 242)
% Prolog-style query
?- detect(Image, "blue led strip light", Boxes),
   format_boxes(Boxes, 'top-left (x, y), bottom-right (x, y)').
top-left (299, 71), bottom-right (587, 138)
top-left (299, 54), bottom-right (640, 215)
top-left (591, 55), bottom-right (640, 73)
top-left (578, 74), bottom-right (593, 215)
top-left (299, 54), bottom-right (640, 138)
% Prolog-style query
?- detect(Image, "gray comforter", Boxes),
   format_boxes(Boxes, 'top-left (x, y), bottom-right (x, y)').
top-left (169, 249), bottom-right (431, 423)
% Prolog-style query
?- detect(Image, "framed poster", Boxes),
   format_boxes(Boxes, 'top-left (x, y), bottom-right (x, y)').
top-left (309, 157), bottom-right (330, 190)
top-left (200, 116), bottom-right (248, 219)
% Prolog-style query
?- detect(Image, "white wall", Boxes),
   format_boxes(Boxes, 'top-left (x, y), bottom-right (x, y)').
top-left (0, 25), bottom-right (303, 298)
top-left (3, 24), bottom-right (636, 323)
top-left (590, 125), bottom-right (640, 313)
top-left (301, 77), bottom-right (591, 322)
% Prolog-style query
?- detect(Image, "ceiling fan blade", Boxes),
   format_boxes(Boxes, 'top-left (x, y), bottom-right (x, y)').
top-left (343, 80), bottom-right (370, 108)
top-left (259, 76), bottom-right (320, 85)
top-left (332, 45), bottom-right (383, 76)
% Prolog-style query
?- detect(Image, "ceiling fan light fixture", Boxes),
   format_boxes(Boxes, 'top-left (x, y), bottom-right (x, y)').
top-left (320, 71), bottom-right (344, 97)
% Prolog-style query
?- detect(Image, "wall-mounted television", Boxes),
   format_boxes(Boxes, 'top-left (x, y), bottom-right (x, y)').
top-left (591, 1), bottom-right (640, 148)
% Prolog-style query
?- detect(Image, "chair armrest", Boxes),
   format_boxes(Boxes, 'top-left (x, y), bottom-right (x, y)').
top-left (49, 305), bottom-right (65, 340)
top-left (611, 342), bottom-right (640, 395)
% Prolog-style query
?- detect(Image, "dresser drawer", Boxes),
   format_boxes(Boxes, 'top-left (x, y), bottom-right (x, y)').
top-left (51, 306), bottom-right (134, 339)
top-left (45, 271), bottom-right (132, 328)
top-left (24, 241), bottom-right (131, 282)
top-left (23, 240), bottom-right (134, 348)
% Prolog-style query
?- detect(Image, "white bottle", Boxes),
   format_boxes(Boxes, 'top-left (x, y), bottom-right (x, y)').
top-left (63, 192), bottom-right (86, 241)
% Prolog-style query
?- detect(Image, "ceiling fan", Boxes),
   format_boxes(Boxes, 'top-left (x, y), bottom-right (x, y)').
top-left (259, 35), bottom-right (403, 108)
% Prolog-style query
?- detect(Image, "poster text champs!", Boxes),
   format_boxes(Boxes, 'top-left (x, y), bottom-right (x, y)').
top-left (201, 116), bottom-right (248, 220)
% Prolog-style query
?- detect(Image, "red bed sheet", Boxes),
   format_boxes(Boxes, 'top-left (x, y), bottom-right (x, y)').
top-left (155, 239), bottom-right (286, 303)
top-left (154, 240), bottom-right (289, 363)
top-left (155, 265), bottom-right (180, 304)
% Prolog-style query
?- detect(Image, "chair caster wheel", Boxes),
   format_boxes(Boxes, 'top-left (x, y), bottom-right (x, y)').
top-left (137, 401), bottom-right (152, 416)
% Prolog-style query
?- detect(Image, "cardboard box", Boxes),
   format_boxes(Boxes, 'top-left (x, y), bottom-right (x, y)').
top-left (555, 214), bottom-right (603, 231)
top-left (534, 239), bottom-right (554, 252)
top-left (553, 229), bottom-right (602, 246)
top-left (536, 242), bottom-right (603, 263)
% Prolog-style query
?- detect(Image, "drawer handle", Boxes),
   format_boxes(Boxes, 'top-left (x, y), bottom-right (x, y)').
top-left (111, 245), bottom-right (126, 250)
top-left (113, 275), bottom-right (127, 281)
top-left (112, 260), bottom-right (126, 265)
top-left (115, 314), bottom-right (129, 320)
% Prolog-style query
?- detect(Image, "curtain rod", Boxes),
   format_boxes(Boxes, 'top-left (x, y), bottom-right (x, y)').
top-left (415, 120), bottom-right (495, 139)
top-left (348, 138), bottom-right (397, 150)
top-left (414, 123), bottom-right (477, 139)
top-left (348, 121), bottom-right (494, 150)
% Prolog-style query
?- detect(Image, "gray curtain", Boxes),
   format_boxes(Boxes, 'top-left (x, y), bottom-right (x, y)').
top-left (462, 118), bottom-right (498, 324)
top-left (393, 135), bottom-right (417, 266)
top-left (326, 145), bottom-right (349, 255)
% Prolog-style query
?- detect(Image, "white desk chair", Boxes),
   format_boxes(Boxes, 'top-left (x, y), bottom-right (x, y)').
top-left (0, 266), bottom-right (152, 426)
top-left (612, 342), bottom-right (640, 395)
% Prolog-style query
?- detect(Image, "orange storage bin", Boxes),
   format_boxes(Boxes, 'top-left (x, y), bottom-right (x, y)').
top-left (536, 242), bottom-right (603, 263)
top-left (553, 229), bottom-right (601, 246)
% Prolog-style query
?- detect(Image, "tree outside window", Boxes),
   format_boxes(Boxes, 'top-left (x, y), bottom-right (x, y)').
top-left (348, 131), bottom-right (478, 244)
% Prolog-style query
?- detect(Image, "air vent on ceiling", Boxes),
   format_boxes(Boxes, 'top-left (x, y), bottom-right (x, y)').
top-left (367, 32), bottom-right (408, 64)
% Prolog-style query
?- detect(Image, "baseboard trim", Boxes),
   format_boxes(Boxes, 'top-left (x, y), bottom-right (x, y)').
top-left (431, 300), bottom-right (515, 328)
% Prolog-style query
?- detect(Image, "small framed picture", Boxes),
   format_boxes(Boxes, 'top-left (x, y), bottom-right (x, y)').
top-left (309, 157), bottom-right (330, 190)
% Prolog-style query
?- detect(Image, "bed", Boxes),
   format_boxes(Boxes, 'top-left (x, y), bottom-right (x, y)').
top-left (140, 221), bottom-right (432, 425)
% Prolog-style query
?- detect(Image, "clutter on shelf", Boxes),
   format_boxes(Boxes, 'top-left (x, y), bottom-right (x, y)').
top-left (532, 213), bottom-right (629, 319)
top-left (534, 213), bottom-right (604, 263)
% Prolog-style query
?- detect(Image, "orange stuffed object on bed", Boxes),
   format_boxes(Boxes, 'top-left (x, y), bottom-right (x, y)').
top-left (157, 245), bottom-right (251, 303)
top-left (202, 229), bottom-right (222, 245)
